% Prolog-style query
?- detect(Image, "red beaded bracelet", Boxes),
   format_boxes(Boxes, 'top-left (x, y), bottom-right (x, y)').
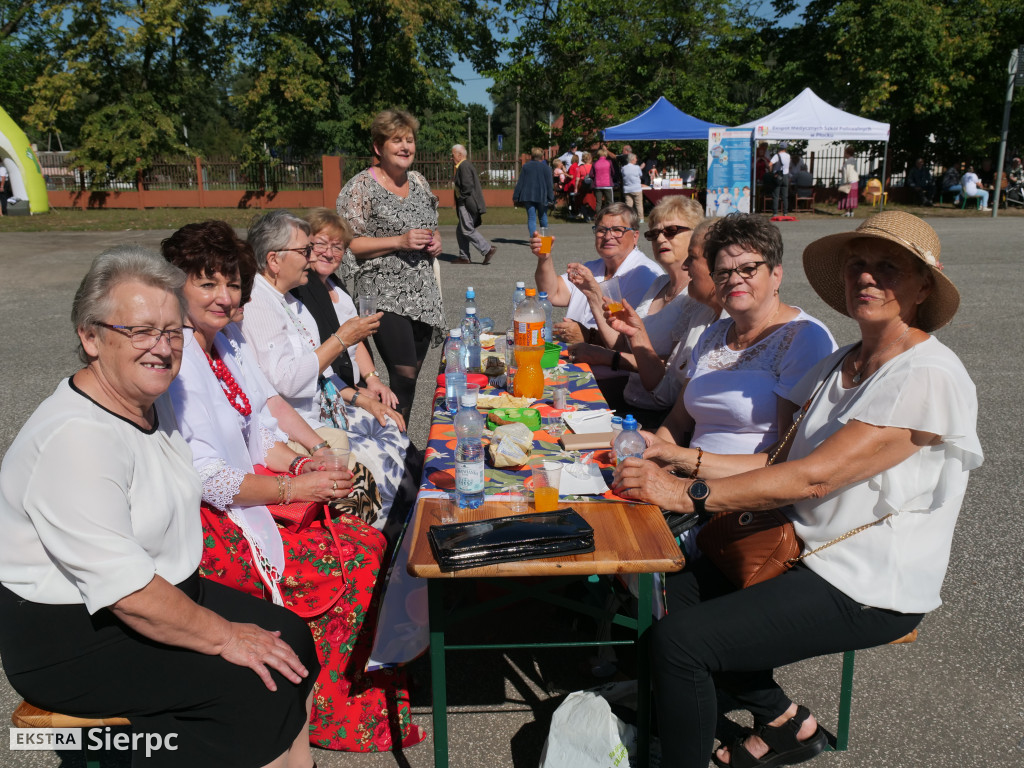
top-left (290, 457), bottom-right (312, 476)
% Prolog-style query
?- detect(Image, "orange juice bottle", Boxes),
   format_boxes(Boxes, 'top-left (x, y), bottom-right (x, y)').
top-left (513, 288), bottom-right (546, 398)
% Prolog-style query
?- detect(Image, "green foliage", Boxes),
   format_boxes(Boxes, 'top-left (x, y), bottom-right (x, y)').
top-left (227, 0), bottom-right (503, 158)
top-left (494, 0), bottom-right (768, 149)
top-left (775, 0), bottom-right (1024, 163)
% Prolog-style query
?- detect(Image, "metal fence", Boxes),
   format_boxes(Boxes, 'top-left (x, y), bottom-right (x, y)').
top-left (339, 151), bottom-right (520, 188)
top-left (36, 152), bottom-right (327, 192)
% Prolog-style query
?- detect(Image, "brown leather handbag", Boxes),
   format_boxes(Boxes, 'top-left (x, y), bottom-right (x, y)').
top-left (697, 356), bottom-right (859, 588)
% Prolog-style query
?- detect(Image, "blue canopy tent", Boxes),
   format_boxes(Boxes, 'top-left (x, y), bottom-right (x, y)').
top-left (602, 97), bottom-right (722, 140)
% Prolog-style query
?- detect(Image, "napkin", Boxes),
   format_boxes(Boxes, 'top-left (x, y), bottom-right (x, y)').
top-left (558, 460), bottom-right (610, 496)
top-left (563, 409), bottom-right (614, 434)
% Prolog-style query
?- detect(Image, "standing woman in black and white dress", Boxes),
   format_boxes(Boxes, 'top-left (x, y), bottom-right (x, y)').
top-left (336, 109), bottom-right (445, 423)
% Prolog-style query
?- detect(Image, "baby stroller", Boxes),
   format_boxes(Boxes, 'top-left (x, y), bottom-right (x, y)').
top-left (1006, 179), bottom-right (1024, 207)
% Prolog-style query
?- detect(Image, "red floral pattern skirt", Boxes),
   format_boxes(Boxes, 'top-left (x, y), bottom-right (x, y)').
top-left (198, 502), bottom-right (424, 751)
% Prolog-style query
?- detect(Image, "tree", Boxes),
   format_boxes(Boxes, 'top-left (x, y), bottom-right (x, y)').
top-left (227, 0), bottom-right (505, 158)
top-left (772, 0), bottom-right (1024, 164)
top-left (493, 0), bottom-right (768, 152)
top-left (23, 1), bottom-right (229, 174)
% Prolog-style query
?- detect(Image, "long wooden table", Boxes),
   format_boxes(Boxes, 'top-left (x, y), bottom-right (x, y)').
top-left (407, 497), bottom-right (683, 768)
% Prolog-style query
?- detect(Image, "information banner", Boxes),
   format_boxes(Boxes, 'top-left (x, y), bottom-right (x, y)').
top-left (706, 128), bottom-right (754, 217)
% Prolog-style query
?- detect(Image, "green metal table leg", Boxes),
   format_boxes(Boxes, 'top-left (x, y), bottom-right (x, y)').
top-left (635, 573), bottom-right (653, 768)
top-left (835, 649), bottom-right (855, 751)
top-left (428, 580), bottom-right (449, 768)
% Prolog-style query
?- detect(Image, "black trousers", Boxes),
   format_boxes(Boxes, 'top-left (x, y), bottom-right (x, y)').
top-left (772, 176), bottom-right (789, 214)
top-left (652, 559), bottom-right (923, 768)
top-left (372, 311), bottom-right (434, 421)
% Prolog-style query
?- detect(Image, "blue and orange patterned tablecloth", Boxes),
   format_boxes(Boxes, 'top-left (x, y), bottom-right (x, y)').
top-left (419, 352), bottom-right (633, 503)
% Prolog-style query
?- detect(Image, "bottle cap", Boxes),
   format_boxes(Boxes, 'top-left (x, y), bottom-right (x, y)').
top-left (450, 328), bottom-right (462, 337)
top-left (466, 307), bottom-right (477, 315)
top-left (539, 291), bottom-right (548, 299)
top-left (525, 288), bottom-right (537, 296)
top-left (516, 281), bottom-right (525, 288)
top-left (611, 416), bottom-right (622, 425)
top-left (467, 287), bottom-right (475, 295)
top-left (622, 415), bottom-right (638, 430)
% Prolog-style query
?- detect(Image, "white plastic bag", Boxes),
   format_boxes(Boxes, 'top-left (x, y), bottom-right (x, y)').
top-left (539, 681), bottom-right (638, 768)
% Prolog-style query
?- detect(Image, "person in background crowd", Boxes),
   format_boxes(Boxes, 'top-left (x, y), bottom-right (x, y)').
top-left (769, 142), bottom-right (791, 216)
top-left (512, 147), bottom-right (555, 236)
top-left (941, 163), bottom-right (962, 206)
top-left (906, 158), bottom-right (935, 207)
top-left (621, 153), bottom-right (645, 224)
top-left (838, 146), bottom-right (860, 217)
top-left (589, 148), bottom-right (621, 212)
top-left (336, 108), bottom-right (444, 423)
top-left (961, 165), bottom-right (991, 211)
top-left (451, 144), bottom-right (497, 265)
top-left (573, 151), bottom-right (596, 222)
top-left (1007, 156), bottom-right (1023, 185)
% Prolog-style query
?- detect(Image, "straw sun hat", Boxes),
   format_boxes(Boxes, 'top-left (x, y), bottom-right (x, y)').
top-left (802, 210), bottom-right (960, 332)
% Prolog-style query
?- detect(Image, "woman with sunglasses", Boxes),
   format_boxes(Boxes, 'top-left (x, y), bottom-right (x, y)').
top-left (646, 214), bottom-right (836, 552)
top-left (564, 197), bottom-right (719, 421)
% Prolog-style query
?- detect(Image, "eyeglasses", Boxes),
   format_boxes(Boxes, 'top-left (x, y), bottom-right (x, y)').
top-left (643, 225), bottom-right (692, 242)
top-left (94, 323), bottom-right (190, 350)
top-left (276, 245), bottom-right (314, 259)
top-left (311, 241), bottom-right (345, 256)
top-left (710, 261), bottom-right (768, 285)
top-left (592, 226), bottom-right (635, 238)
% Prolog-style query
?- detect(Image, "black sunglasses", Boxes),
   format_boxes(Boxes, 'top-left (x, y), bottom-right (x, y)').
top-left (644, 225), bottom-right (692, 241)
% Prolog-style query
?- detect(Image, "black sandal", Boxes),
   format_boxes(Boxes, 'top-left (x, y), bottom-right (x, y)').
top-left (711, 705), bottom-right (827, 768)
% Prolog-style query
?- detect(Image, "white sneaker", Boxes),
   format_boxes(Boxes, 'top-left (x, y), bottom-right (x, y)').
top-left (981, 207), bottom-right (991, 211)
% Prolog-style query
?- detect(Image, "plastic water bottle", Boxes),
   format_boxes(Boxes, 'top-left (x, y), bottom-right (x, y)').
top-left (512, 288), bottom-right (546, 398)
top-left (609, 415), bottom-right (623, 464)
top-left (454, 391), bottom-right (485, 509)
top-left (613, 415), bottom-right (646, 462)
top-left (465, 286), bottom-right (476, 315)
top-left (461, 307), bottom-right (482, 373)
top-left (538, 291), bottom-right (553, 343)
top-left (444, 328), bottom-right (466, 414)
top-left (512, 281), bottom-right (527, 328)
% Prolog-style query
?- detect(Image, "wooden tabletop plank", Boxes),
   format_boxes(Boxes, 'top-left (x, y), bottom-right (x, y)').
top-left (407, 498), bottom-right (684, 578)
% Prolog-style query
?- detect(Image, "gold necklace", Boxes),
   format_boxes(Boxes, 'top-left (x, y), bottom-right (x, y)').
top-left (850, 326), bottom-right (912, 384)
top-left (729, 303), bottom-right (781, 350)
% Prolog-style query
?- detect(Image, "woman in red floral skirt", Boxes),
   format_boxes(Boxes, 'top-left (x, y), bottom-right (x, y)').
top-left (163, 220), bottom-right (425, 752)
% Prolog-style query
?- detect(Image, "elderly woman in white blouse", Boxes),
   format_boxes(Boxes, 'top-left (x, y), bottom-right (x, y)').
top-left (613, 212), bottom-right (982, 768)
top-left (0, 247), bottom-right (319, 768)
top-left (239, 210), bottom-right (410, 525)
top-left (567, 196), bottom-right (720, 424)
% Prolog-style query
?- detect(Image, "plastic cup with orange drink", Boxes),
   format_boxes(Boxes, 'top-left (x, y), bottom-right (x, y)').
top-left (538, 226), bottom-right (553, 255)
top-left (530, 461), bottom-right (562, 513)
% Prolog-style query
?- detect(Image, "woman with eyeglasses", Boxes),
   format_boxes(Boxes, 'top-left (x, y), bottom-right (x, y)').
top-left (563, 197), bottom-right (719, 422)
top-left (238, 210), bottom-right (410, 527)
top-left (0, 247), bottom-right (321, 768)
top-left (646, 214), bottom-right (835, 514)
top-left (163, 221), bottom-right (425, 753)
top-left (336, 109), bottom-right (445, 423)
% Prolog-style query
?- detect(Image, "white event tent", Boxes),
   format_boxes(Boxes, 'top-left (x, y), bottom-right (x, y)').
top-left (736, 88), bottom-right (891, 210)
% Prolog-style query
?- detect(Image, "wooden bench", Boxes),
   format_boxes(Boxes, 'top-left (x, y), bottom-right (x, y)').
top-left (11, 701), bottom-right (130, 768)
top-left (832, 628), bottom-right (918, 751)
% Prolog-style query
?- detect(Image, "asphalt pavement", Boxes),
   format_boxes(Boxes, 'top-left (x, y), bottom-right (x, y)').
top-left (0, 211), bottom-right (1021, 768)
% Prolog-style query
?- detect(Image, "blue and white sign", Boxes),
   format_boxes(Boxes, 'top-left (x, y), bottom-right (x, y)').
top-left (706, 128), bottom-right (754, 217)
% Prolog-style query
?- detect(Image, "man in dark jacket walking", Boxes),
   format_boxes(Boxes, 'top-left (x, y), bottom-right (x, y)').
top-left (513, 147), bottom-right (555, 237)
top-left (452, 144), bottom-right (497, 264)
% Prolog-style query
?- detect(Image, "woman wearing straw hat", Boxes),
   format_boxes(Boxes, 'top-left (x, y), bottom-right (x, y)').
top-left (613, 211), bottom-right (983, 768)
